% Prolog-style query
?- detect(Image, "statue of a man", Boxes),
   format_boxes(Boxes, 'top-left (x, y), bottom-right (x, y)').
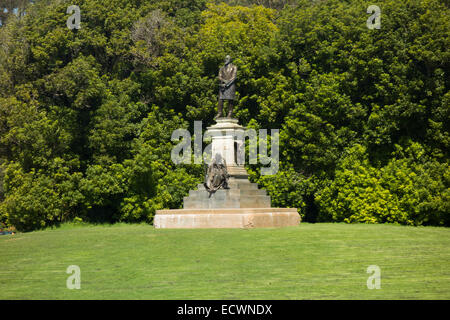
top-left (215, 55), bottom-right (237, 119)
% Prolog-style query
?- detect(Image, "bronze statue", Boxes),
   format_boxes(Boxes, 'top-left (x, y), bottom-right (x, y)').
top-left (215, 55), bottom-right (237, 119)
top-left (204, 154), bottom-right (230, 196)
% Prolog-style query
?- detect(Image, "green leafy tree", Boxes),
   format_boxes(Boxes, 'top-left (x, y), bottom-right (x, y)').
top-left (0, 0), bottom-right (448, 230)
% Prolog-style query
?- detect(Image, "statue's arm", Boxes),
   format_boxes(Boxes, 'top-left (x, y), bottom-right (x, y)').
top-left (226, 67), bottom-right (237, 87)
top-left (218, 69), bottom-right (226, 83)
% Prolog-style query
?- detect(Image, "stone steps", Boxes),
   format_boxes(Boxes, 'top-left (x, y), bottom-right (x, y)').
top-left (196, 181), bottom-right (259, 190)
top-left (187, 154), bottom-right (271, 208)
top-left (184, 183), bottom-right (271, 209)
top-left (188, 189), bottom-right (267, 198)
top-left (183, 194), bottom-right (271, 209)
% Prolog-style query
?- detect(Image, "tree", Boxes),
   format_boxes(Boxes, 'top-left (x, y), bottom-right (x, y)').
top-left (0, 0), bottom-right (448, 231)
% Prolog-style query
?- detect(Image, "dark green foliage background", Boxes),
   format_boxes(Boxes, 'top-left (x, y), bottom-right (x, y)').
top-left (0, 0), bottom-right (448, 231)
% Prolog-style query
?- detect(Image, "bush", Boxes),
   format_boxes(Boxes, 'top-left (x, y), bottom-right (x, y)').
top-left (1, 159), bottom-right (85, 232)
top-left (380, 143), bottom-right (450, 226)
top-left (316, 144), bottom-right (450, 226)
top-left (315, 145), bottom-right (410, 224)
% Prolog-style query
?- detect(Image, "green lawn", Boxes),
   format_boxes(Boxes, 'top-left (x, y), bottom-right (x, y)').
top-left (0, 223), bottom-right (449, 299)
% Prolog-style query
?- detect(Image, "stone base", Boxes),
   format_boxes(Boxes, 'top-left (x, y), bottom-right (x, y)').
top-left (154, 208), bottom-right (300, 229)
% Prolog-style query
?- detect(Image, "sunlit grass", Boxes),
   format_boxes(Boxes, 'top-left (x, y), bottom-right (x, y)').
top-left (1, 223), bottom-right (449, 299)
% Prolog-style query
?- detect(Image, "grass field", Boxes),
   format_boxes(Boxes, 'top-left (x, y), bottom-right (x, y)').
top-left (0, 223), bottom-right (449, 299)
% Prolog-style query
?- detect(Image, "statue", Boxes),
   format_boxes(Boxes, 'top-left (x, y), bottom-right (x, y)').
top-left (204, 154), bottom-right (230, 197)
top-left (215, 55), bottom-right (237, 119)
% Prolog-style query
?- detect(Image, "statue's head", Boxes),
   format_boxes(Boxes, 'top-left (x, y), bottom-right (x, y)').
top-left (213, 153), bottom-right (226, 166)
top-left (224, 55), bottom-right (232, 65)
top-left (214, 153), bottom-right (223, 163)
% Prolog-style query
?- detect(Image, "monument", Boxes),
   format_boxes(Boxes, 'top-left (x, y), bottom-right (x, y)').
top-left (154, 55), bottom-right (300, 228)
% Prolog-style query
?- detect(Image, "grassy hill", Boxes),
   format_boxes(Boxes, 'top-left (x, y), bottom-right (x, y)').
top-left (0, 223), bottom-right (449, 299)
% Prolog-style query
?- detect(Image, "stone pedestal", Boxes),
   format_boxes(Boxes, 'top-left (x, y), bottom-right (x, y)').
top-left (154, 118), bottom-right (300, 229)
top-left (206, 118), bottom-right (248, 179)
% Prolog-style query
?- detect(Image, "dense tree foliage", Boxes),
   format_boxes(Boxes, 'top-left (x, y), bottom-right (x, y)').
top-left (0, 0), bottom-right (448, 231)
